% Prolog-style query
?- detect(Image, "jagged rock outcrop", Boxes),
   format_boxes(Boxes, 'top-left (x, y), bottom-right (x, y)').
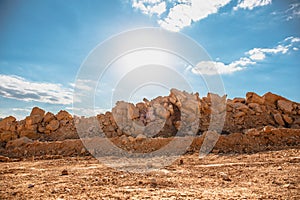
top-left (0, 89), bottom-right (300, 149)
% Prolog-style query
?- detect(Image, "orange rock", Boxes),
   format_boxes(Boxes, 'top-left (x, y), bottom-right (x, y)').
top-left (282, 114), bottom-right (293, 124)
top-left (0, 131), bottom-right (17, 142)
top-left (263, 126), bottom-right (274, 134)
top-left (263, 92), bottom-right (287, 105)
top-left (128, 104), bottom-right (139, 119)
top-left (19, 130), bottom-right (39, 139)
top-left (6, 137), bottom-right (33, 149)
top-left (245, 128), bottom-right (260, 136)
top-left (277, 100), bottom-right (293, 114)
top-left (233, 97), bottom-right (245, 103)
top-left (30, 107), bottom-right (45, 117)
top-left (233, 111), bottom-right (245, 118)
top-left (273, 113), bottom-right (285, 126)
top-left (46, 120), bottom-right (60, 131)
top-left (43, 112), bottom-right (55, 123)
top-left (0, 116), bottom-right (16, 131)
top-left (56, 110), bottom-right (72, 121)
top-left (246, 92), bottom-right (264, 104)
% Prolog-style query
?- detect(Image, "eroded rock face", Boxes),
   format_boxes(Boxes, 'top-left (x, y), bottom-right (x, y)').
top-left (46, 120), bottom-right (60, 131)
top-left (0, 89), bottom-right (299, 146)
top-left (246, 92), bottom-right (264, 105)
top-left (30, 107), bottom-right (45, 117)
top-left (277, 100), bottom-right (293, 114)
top-left (0, 116), bottom-right (16, 131)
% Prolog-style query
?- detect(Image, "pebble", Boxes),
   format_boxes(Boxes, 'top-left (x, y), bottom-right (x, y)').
top-left (150, 178), bottom-right (157, 187)
top-left (0, 156), bottom-right (9, 162)
top-left (219, 172), bottom-right (231, 181)
top-left (179, 159), bottom-right (184, 165)
top-left (61, 169), bottom-right (68, 176)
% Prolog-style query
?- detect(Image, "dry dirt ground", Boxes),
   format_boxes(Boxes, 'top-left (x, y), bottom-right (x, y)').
top-left (0, 148), bottom-right (299, 200)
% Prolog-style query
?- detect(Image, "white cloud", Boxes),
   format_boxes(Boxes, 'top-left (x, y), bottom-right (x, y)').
top-left (248, 50), bottom-right (266, 60)
top-left (271, 3), bottom-right (300, 21)
top-left (0, 74), bottom-right (73, 105)
top-left (12, 108), bottom-right (32, 112)
top-left (73, 79), bottom-right (94, 91)
top-left (191, 57), bottom-right (255, 75)
top-left (190, 36), bottom-right (299, 75)
top-left (285, 3), bottom-right (300, 21)
top-left (234, 0), bottom-right (272, 11)
top-left (132, 0), bottom-right (166, 16)
top-left (132, 0), bottom-right (231, 32)
top-left (247, 45), bottom-right (289, 61)
top-left (66, 106), bottom-right (109, 117)
top-left (247, 36), bottom-right (300, 61)
top-left (131, 0), bottom-right (275, 31)
top-left (192, 61), bottom-right (241, 75)
top-left (287, 36), bottom-right (300, 43)
top-left (0, 107), bottom-right (32, 120)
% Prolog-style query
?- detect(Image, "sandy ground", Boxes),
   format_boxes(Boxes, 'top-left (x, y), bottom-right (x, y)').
top-left (0, 148), bottom-right (299, 200)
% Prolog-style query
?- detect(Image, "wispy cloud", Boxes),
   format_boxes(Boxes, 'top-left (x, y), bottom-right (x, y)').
top-left (66, 106), bottom-right (109, 117)
top-left (0, 74), bottom-right (73, 105)
top-left (0, 107), bottom-right (32, 120)
top-left (189, 36), bottom-right (300, 75)
top-left (234, 0), bottom-right (272, 11)
top-left (285, 3), bottom-right (300, 21)
top-left (271, 2), bottom-right (300, 21)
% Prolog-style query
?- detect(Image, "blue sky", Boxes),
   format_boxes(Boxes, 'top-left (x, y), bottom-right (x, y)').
top-left (0, 0), bottom-right (299, 119)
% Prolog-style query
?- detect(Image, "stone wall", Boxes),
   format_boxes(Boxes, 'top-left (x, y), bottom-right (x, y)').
top-left (1, 89), bottom-right (300, 148)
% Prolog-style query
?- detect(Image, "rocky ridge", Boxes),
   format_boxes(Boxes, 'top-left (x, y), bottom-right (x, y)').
top-left (0, 89), bottom-right (300, 158)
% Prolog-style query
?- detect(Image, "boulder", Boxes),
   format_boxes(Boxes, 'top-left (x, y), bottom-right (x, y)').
top-left (128, 104), bottom-right (139, 119)
top-left (38, 125), bottom-right (46, 133)
top-left (234, 103), bottom-right (249, 113)
top-left (19, 130), bottom-right (39, 139)
top-left (56, 110), bottom-right (72, 121)
top-left (43, 112), bottom-right (55, 123)
top-left (25, 124), bottom-right (38, 131)
top-left (0, 131), bottom-right (17, 142)
top-left (263, 125), bottom-right (273, 134)
top-left (0, 116), bottom-right (16, 131)
top-left (245, 128), bottom-right (260, 136)
top-left (30, 107), bottom-right (45, 117)
top-left (154, 104), bottom-right (170, 119)
top-left (263, 92), bottom-right (287, 105)
top-left (30, 115), bottom-right (43, 124)
top-left (277, 100), bottom-right (293, 114)
top-left (25, 116), bottom-right (33, 126)
top-left (233, 97), bottom-right (245, 103)
top-left (273, 113), bottom-right (285, 126)
top-left (17, 123), bottom-right (25, 132)
top-left (46, 120), bottom-right (60, 131)
top-left (246, 92), bottom-right (264, 104)
top-left (25, 115), bottom-right (42, 125)
top-left (248, 103), bottom-right (262, 113)
top-left (233, 111), bottom-right (245, 118)
top-left (6, 137), bottom-right (33, 149)
top-left (0, 156), bottom-right (9, 162)
top-left (282, 114), bottom-right (293, 124)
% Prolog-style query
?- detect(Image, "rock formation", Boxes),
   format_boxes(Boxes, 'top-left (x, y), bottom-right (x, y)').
top-left (0, 89), bottom-right (300, 157)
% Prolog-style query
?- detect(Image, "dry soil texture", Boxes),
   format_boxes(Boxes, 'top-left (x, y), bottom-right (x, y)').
top-left (0, 148), bottom-right (299, 199)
